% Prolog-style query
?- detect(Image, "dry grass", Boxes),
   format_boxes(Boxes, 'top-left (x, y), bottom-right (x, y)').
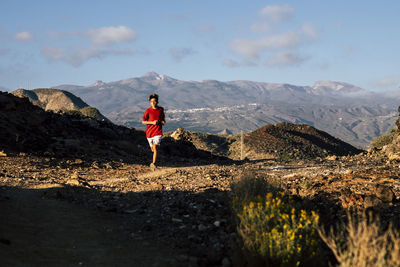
top-left (318, 211), bottom-right (400, 267)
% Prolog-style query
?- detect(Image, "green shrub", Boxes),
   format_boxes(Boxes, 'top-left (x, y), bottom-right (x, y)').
top-left (59, 108), bottom-right (82, 117)
top-left (280, 153), bottom-right (292, 162)
top-left (370, 129), bottom-right (396, 149)
top-left (235, 192), bottom-right (324, 266)
top-left (80, 106), bottom-right (101, 119)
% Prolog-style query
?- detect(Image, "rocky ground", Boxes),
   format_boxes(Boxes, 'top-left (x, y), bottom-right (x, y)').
top-left (2, 91), bottom-right (400, 266)
top-left (1, 150), bottom-right (400, 266)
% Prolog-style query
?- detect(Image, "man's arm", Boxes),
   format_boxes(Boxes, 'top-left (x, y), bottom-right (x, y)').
top-left (142, 110), bottom-right (157, 125)
top-left (161, 109), bottom-right (166, 125)
top-left (142, 120), bottom-right (157, 125)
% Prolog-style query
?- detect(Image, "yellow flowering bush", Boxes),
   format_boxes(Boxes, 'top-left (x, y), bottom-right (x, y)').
top-left (235, 192), bottom-right (323, 266)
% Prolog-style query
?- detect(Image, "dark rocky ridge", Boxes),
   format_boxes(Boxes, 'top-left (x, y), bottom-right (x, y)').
top-left (168, 125), bottom-right (363, 161)
top-left (0, 91), bottom-right (137, 159)
top-left (241, 122), bottom-right (363, 160)
top-left (0, 92), bottom-right (228, 163)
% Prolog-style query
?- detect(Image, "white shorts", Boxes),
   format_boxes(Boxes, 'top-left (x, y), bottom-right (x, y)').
top-left (147, 135), bottom-right (162, 148)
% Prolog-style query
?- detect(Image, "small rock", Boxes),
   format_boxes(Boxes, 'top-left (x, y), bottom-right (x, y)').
top-left (388, 152), bottom-right (400, 161)
top-left (345, 169), bottom-right (353, 175)
top-left (326, 155), bottom-right (337, 161)
top-left (71, 172), bottom-right (79, 179)
top-left (123, 209), bottom-right (137, 214)
top-left (214, 221), bottom-right (221, 227)
top-left (92, 162), bottom-right (100, 169)
top-left (154, 183), bottom-right (163, 190)
top-left (375, 184), bottom-right (394, 203)
top-left (198, 224), bottom-right (207, 231)
top-left (67, 179), bottom-right (80, 186)
top-left (221, 257), bottom-right (231, 267)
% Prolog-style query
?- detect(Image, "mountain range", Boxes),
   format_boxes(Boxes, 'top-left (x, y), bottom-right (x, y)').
top-left (49, 72), bottom-right (400, 148)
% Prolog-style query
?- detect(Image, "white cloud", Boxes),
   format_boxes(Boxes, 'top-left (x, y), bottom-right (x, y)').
top-left (15, 31), bottom-right (34, 42)
top-left (42, 46), bottom-right (133, 67)
top-left (259, 4), bottom-right (294, 22)
top-left (265, 52), bottom-right (309, 67)
top-left (228, 4), bottom-right (320, 68)
top-left (231, 31), bottom-right (300, 58)
top-left (223, 58), bottom-right (240, 68)
top-left (371, 78), bottom-right (399, 89)
top-left (169, 47), bottom-right (196, 62)
top-left (223, 58), bottom-right (258, 68)
top-left (87, 26), bottom-right (137, 46)
top-left (301, 23), bottom-right (319, 40)
top-left (251, 22), bottom-right (272, 33)
top-left (41, 25), bottom-right (139, 66)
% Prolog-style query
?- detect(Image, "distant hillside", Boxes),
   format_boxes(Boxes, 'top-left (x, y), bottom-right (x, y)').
top-left (54, 72), bottom-right (399, 148)
top-left (12, 88), bottom-right (108, 121)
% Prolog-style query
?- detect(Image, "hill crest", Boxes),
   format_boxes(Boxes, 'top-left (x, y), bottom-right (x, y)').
top-left (12, 88), bottom-right (108, 121)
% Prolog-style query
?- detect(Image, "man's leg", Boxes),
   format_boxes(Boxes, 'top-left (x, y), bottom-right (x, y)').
top-left (152, 143), bottom-right (158, 164)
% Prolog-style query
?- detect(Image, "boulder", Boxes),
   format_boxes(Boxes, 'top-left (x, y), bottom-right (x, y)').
top-left (171, 128), bottom-right (192, 142)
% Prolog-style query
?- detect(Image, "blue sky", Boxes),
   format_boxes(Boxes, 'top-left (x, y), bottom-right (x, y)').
top-left (1, 0), bottom-right (399, 91)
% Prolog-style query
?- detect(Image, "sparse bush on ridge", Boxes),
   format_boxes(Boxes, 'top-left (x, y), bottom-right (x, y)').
top-left (318, 211), bottom-right (400, 267)
top-left (80, 106), bottom-right (102, 119)
top-left (58, 106), bottom-right (103, 120)
top-left (59, 108), bottom-right (82, 117)
top-left (370, 128), bottom-right (396, 149)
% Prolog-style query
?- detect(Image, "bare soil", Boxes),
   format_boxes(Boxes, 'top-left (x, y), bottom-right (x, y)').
top-left (2, 153), bottom-right (400, 266)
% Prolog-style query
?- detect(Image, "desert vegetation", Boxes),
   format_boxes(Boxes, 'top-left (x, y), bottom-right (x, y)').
top-left (231, 173), bottom-right (400, 267)
top-left (319, 211), bottom-right (400, 267)
top-left (370, 128), bottom-right (397, 150)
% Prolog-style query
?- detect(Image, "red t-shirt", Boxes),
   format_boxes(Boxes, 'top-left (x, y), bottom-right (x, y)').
top-left (142, 107), bottom-right (165, 138)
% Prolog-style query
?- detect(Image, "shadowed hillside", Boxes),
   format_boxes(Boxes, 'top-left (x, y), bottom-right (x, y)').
top-left (166, 125), bottom-right (363, 161)
top-left (236, 122), bottom-right (363, 160)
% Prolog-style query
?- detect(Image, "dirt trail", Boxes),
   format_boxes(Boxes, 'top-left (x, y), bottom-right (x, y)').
top-left (0, 186), bottom-right (180, 267)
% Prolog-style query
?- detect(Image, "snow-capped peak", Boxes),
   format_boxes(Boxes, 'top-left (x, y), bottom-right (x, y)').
top-left (312, 80), bottom-right (365, 94)
top-left (141, 71), bottom-right (175, 81)
top-left (89, 80), bottom-right (106, 87)
top-left (142, 71), bottom-right (161, 78)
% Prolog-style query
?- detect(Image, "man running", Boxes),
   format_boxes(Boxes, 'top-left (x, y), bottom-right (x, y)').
top-left (142, 93), bottom-right (165, 170)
